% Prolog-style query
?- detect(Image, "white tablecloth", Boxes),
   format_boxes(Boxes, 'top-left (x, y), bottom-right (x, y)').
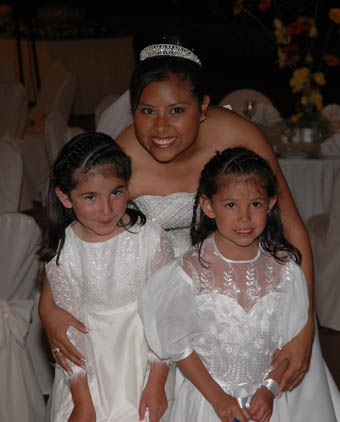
top-left (279, 156), bottom-right (340, 223)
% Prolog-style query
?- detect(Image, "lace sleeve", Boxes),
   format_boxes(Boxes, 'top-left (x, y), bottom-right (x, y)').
top-left (45, 259), bottom-right (87, 383)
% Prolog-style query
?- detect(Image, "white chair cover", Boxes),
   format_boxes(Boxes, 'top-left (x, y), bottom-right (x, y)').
top-left (97, 89), bottom-right (133, 139)
top-left (0, 81), bottom-right (28, 138)
top-left (307, 171), bottom-right (340, 331)
top-left (94, 93), bottom-right (120, 129)
top-left (322, 104), bottom-right (340, 122)
top-left (28, 59), bottom-right (76, 124)
top-left (40, 111), bottom-right (84, 204)
top-left (219, 89), bottom-right (273, 119)
top-left (22, 61), bottom-right (77, 203)
top-left (0, 212), bottom-right (45, 422)
top-left (0, 136), bottom-right (34, 213)
top-left (44, 111), bottom-right (84, 166)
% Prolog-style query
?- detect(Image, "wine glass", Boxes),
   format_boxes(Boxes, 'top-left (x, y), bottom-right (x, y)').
top-left (244, 100), bottom-right (256, 120)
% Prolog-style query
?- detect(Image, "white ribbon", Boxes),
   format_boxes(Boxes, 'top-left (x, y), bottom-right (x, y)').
top-left (0, 298), bottom-right (34, 349)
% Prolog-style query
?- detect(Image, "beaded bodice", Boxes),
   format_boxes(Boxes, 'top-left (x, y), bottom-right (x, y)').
top-left (134, 193), bottom-right (196, 256)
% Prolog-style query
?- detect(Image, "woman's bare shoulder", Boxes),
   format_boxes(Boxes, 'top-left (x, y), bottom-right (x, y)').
top-left (204, 105), bottom-right (273, 154)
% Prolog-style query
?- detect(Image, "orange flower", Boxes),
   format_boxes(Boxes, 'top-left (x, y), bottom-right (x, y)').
top-left (323, 54), bottom-right (340, 67)
top-left (329, 8), bottom-right (340, 24)
top-left (233, 0), bottom-right (243, 15)
top-left (258, 0), bottom-right (271, 12)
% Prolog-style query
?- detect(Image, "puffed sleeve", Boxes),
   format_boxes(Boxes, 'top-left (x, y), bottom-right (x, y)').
top-left (278, 260), bottom-right (309, 345)
top-left (147, 223), bottom-right (175, 277)
top-left (138, 259), bottom-right (200, 362)
top-left (46, 259), bottom-right (87, 383)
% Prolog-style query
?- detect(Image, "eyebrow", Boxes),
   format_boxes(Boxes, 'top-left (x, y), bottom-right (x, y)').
top-left (138, 101), bottom-right (190, 107)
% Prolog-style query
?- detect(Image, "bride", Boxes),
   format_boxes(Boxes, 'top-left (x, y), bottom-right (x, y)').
top-left (39, 34), bottom-right (340, 421)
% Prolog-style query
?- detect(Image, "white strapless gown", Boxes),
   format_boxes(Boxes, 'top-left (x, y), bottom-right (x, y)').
top-left (136, 193), bottom-right (340, 421)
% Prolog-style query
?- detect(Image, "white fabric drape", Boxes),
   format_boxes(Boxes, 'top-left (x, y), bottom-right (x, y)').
top-left (0, 213), bottom-right (46, 422)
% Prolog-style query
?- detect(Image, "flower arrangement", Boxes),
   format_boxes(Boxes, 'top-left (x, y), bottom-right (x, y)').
top-left (233, 1), bottom-right (340, 135)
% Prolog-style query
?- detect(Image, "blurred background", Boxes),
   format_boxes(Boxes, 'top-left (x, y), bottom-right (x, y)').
top-left (0, 0), bottom-right (339, 118)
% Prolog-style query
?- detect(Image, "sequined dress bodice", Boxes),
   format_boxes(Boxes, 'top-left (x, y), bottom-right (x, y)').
top-left (135, 193), bottom-right (195, 256)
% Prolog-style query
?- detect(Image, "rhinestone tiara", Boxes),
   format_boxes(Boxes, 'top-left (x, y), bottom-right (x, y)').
top-left (140, 44), bottom-right (202, 67)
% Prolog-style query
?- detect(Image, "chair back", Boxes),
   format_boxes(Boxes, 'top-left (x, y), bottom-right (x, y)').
top-left (44, 111), bottom-right (84, 166)
top-left (95, 93), bottom-right (120, 128)
top-left (0, 81), bottom-right (28, 138)
top-left (0, 213), bottom-right (46, 420)
top-left (0, 137), bottom-right (23, 214)
top-left (29, 60), bottom-right (76, 124)
top-left (219, 88), bottom-right (273, 118)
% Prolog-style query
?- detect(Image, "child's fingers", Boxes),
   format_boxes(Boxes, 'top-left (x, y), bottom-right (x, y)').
top-left (138, 401), bottom-right (147, 421)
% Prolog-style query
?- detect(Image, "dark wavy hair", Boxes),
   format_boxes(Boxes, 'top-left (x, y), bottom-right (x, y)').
top-left (130, 34), bottom-right (208, 112)
top-left (191, 147), bottom-right (301, 265)
top-left (38, 131), bottom-right (145, 264)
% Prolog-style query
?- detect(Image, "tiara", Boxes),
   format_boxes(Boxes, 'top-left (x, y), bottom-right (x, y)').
top-left (140, 44), bottom-right (202, 66)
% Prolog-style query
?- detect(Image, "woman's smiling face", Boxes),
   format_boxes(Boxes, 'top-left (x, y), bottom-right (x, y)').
top-left (133, 74), bottom-right (209, 163)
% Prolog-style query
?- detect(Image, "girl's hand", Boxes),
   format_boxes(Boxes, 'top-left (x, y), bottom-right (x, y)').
top-left (69, 402), bottom-right (96, 422)
top-left (39, 297), bottom-right (88, 372)
top-left (212, 391), bottom-right (250, 422)
top-left (139, 378), bottom-right (168, 422)
top-left (248, 386), bottom-right (274, 422)
top-left (270, 314), bottom-right (314, 394)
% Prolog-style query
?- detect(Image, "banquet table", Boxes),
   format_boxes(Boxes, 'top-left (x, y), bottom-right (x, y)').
top-left (278, 155), bottom-right (340, 223)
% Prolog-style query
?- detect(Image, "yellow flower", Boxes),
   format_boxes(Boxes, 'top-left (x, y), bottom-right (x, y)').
top-left (305, 53), bottom-right (313, 64)
top-left (309, 26), bottom-right (318, 38)
top-left (273, 19), bottom-right (292, 44)
top-left (290, 67), bottom-right (310, 92)
top-left (291, 113), bottom-right (303, 122)
top-left (310, 90), bottom-right (323, 110)
top-left (277, 47), bottom-right (287, 68)
top-left (329, 8), bottom-right (340, 24)
top-left (300, 96), bottom-right (308, 106)
top-left (313, 72), bottom-right (326, 86)
top-left (273, 18), bottom-right (283, 29)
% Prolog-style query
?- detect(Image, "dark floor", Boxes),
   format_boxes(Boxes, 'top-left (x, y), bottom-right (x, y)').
top-left (319, 326), bottom-right (340, 389)
top-left (53, 114), bottom-right (340, 391)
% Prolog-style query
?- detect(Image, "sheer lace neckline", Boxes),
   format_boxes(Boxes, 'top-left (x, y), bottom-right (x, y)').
top-left (212, 234), bottom-right (261, 264)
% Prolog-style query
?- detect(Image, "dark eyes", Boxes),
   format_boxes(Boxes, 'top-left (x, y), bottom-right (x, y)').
top-left (171, 107), bottom-right (184, 114)
top-left (251, 201), bottom-right (262, 208)
top-left (139, 107), bottom-right (185, 115)
top-left (140, 107), bottom-right (154, 115)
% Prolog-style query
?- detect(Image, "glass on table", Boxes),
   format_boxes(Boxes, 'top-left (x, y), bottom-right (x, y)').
top-left (243, 101), bottom-right (256, 119)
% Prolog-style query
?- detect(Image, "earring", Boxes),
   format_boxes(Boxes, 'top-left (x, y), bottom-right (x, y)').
top-left (200, 114), bottom-right (206, 123)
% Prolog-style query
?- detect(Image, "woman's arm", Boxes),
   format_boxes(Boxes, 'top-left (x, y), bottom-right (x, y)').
top-left (39, 270), bottom-right (88, 371)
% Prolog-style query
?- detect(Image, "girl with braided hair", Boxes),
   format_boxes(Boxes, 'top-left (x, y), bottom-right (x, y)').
top-left (38, 131), bottom-right (174, 422)
top-left (138, 147), bottom-right (315, 422)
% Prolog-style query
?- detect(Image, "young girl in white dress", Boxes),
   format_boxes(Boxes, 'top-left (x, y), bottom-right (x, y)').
top-left (139, 147), bottom-right (313, 422)
top-left (38, 132), bottom-right (173, 422)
